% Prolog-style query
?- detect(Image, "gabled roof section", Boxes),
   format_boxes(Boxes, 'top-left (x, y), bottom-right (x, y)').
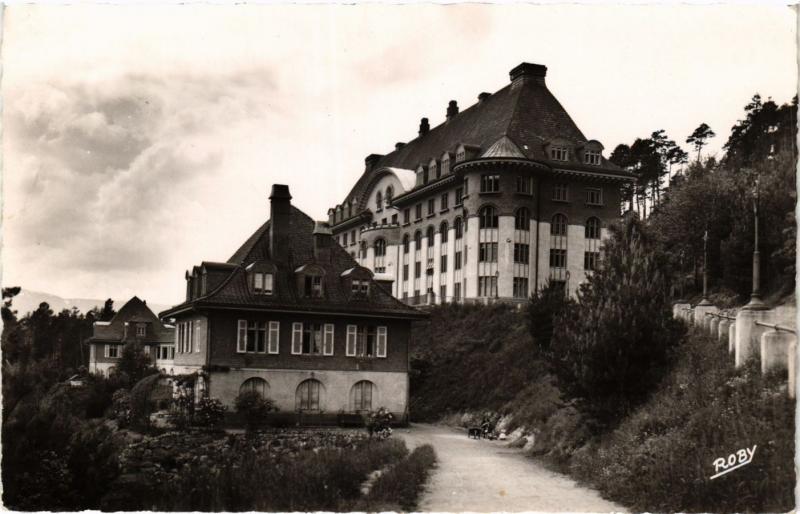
top-left (481, 135), bottom-right (527, 159)
top-left (163, 200), bottom-right (424, 319)
top-left (88, 296), bottom-right (174, 344)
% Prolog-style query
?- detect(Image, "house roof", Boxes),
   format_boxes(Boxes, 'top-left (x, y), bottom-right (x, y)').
top-left (162, 204), bottom-right (425, 320)
top-left (87, 296), bottom-right (174, 344)
top-left (334, 64), bottom-right (631, 212)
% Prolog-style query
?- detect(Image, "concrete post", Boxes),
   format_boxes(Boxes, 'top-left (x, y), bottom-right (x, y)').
top-left (718, 319), bottom-right (730, 344)
top-left (728, 322), bottom-right (736, 354)
top-left (760, 330), bottom-right (796, 374)
top-left (735, 309), bottom-right (771, 367)
top-left (710, 317), bottom-right (720, 336)
top-left (694, 305), bottom-right (718, 331)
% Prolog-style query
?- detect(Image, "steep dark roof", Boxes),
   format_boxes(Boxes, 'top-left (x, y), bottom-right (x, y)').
top-left (88, 296), bottom-right (174, 344)
top-left (336, 66), bottom-right (629, 211)
top-left (163, 205), bottom-right (424, 319)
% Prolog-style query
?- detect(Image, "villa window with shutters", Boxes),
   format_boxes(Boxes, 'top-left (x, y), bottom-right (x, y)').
top-left (290, 322), bottom-right (335, 356)
top-left (346, 325), bottom-right (388, 358)
top-left (237, 320), bottom-right (280, 354)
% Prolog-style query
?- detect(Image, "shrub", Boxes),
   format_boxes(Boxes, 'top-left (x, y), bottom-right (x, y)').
top-left (549, 216), bottom-right (685, 423)
top-left (234, 391), bottom-right (277, 430)
top-left (110, 389), bottom-right (132, 428)
top-left (194, 397), bottom-right (226, 428)
top-left (362, 444), bottom-right (437, 511)
top-left (364, 407), bottom-right (394, 438)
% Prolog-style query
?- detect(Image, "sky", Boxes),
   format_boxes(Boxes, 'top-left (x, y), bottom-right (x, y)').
top-left (2, 4), bottom-right (796, 307)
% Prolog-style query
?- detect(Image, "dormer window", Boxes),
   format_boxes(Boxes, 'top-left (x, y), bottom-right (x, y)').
top-left (584, 150), bottom-right (601, 165)
top-left (550, 146), bottom-right (569, 161)
top-left (456, 148), bottom-right (466, 163)
top-left (351, 279), bottom-right (370, 297)
top-left (253, 272), bottom-right (274, 295)
top-left (429, 159), bottom-right (439, 179)
top-left (305, 275), bottom-right (323, 298)
top-left (442, 153), bottom-right (451, 175)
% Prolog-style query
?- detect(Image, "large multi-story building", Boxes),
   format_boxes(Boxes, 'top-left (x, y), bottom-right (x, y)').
top-left (159, 185), bottom-right (424, 423)
top-left (327, 63), bottom-right (634, 303)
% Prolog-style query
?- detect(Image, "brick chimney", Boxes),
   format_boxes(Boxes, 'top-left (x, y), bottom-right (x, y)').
top-left (312, 221), bottom-right (333, 262)
top-left (418, 118), bottom-right (430, 137)
top-left (510, 62), bottom-right (547, 88)
top-left (269, 184), bottom-right (292, 263)
top-left (365, 154), bottom-right (383, 172)
top-left (446, 100), bottom-right (459, 120)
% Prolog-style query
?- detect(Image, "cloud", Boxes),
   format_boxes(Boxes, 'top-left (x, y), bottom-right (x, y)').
top-left (4, 67), bottom-right (276, 282)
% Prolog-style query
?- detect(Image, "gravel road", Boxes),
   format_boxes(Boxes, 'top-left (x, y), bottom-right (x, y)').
top-left (397, 423), bottom-right (626, 513)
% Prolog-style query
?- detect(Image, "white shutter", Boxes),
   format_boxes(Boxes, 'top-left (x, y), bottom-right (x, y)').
top-left (323, 324), bottom-right (335, 356)
top-left (237, 320), bottom-right (247, 353)
top-left (104, 344), bottom-right (110, 358)
top-left (195, 320), bottom-right (201, 352)
top-left (346, 325), bottom-right (357, 357)
top-left (376, 326), bottom-right (388, 358)
top-left (268, 321), bottom-right (280, 354)
top-left (291, 322), bottom-right (303, 354)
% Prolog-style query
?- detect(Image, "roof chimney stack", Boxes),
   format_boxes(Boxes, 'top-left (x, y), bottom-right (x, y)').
top-left (446, 100), bottom-right (459, 120)
top-left (395, 142), bottom-right (406, 151)
top-left (365, 154), bottom-right (383, 172)
top-left (510, 62), bottom-right (547, 88)
top-left (478, 92), bottom-right (491, 103)
top-left (312, 221), bottom-right (333, 261)
top-left (269, 184), bottom-right (292, 263)
top-left (418, 118), bottom-right (430, 137)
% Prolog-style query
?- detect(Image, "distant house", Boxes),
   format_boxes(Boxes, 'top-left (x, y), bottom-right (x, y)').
top-left (160, 185), bottom-right (426, 423)
top-left (87, 296), bottom-right (176, 376)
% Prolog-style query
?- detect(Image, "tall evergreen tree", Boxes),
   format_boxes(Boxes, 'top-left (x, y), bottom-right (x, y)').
top-left (686, 123), bottom-right (716, 162)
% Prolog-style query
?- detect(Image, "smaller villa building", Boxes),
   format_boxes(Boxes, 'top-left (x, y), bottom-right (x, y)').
top-left (160, 185), bottom-right (425, 423)
top-left (87, 296), bottom-right (176, 376)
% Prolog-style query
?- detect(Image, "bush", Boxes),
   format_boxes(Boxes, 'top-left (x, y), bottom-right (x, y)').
top-left (364, 407), bottom-right (394, 438)
top-left (362, 444), bottom-right (437, 511)
top-left (194, 397), bottom-right (226, 428)
top-left (110, 389), bottom-right (132, 428)
top-left (234, 391), bottom-right (277, 430)
top-left (549, 216), bottom-right (685, 423)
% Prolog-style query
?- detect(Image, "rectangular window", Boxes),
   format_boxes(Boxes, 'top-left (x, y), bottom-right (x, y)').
top-left (584, 150), bottom-right (601, 165)
top-left (550, 147), bottom-right (569, 161)
top-left (440, 285), bottom-right (447, 300)
top-left (351, 279), bottom-right (370, 296)
top-left (304, 275), bottom-right (323, 297)
top-left (427, 199), bottom-right (435, 216)
top-left (391, 214), bottom-right (398, 224)
top-left (455, 187), bottom-right (464, 206)
top-left (455, 251), bottom-right (462, 270)
top-left (414, 262), bottom-right (421, 278)
top-left (552, 183), bottom-right (569, 202)
top-left (463, 178), bottom-right (469, 195)
top-left (480, 174), bottom-right (500, 193)
top-left (356, 326), bottom-right (376, 357)
top-left (514, 243), bottom-right (530, 264)
top-left (403, 264), bottom-right (409, 281)
top-left (478, 276), bottom-right (498, 297)
top-left (415, 204), bottom-right (422, 221)
top-left (440, 254), bottom-right (448, 272)
top-left (584, 251), bottom-right (601, 271)
top-left (479, 242), bottom-right (498, 262)
top-left (440, 192), bottom-right (449, 210)
top-left (513, 277), bottom-right (529, 299)
top-left (246, 321), bottom-right (267, 353)
top-left (403, 208), bottom-right (410, 224)
top-left (550, 249), bottom-right (567, 268)
top-left (268, 321), bottom-right (280, 354)
top-left (106, 344), bottom-right (120, 359)
top-left (253, 272), bottom-right (274, 295)
top-left (454, 282), bottom-right (462, 300)
top-left (136, 323), bottom-right (146, 337)
top-left (342, 232), bottom-right (348, 246)
top-left (586, 188), bottom-right (603, 205)
top-left (516, 176), bottom-right (533, 195)
top-left (298, 323), bottom-right (324, 355)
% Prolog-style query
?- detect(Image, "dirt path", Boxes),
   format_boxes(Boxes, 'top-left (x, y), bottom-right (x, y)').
top-left (397, 423), bottom-right (625, 512)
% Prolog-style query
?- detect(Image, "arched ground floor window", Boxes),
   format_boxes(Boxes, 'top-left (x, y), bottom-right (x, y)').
top-left (351, 380), bottom-right (375, 412)
top-left (296, 379), bottom-right (322, 411)
top-left (240, 377), bottom-right (269, 397)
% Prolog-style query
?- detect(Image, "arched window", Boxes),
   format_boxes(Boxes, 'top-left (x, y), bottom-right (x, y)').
top-left (515, 208), bottom-right (531, 231)
top-left (440, 221), bottom-right (449, 244)
top-left (414, 231), bottom-right (422, 249)
top-left (375, 238), bottom-right (386, 257)
top-left (376, 191), bottom-right (383, 210)
top-left (551, 214), bottom-right (568, 236)
top-left (479, 206), bottom-right (498, 229)
top-left (585, 217), bottom-right (601, 239)
top-left (296, 379), bottom-right (322, 411)
top-left (351, 380), bottom-right (375, 412)
top-left (385, 186), bottom-right (393, 205)
top-left (403, 234), bottom-right (410, 254)
top-left (427, 226), bottom-right (435, 247)
top-left (359, 240), bottom-right (367, 259)
top-left (454, 217), bottom-right (463, 239)
top-left (240, 377), bottom-right (269, 397)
